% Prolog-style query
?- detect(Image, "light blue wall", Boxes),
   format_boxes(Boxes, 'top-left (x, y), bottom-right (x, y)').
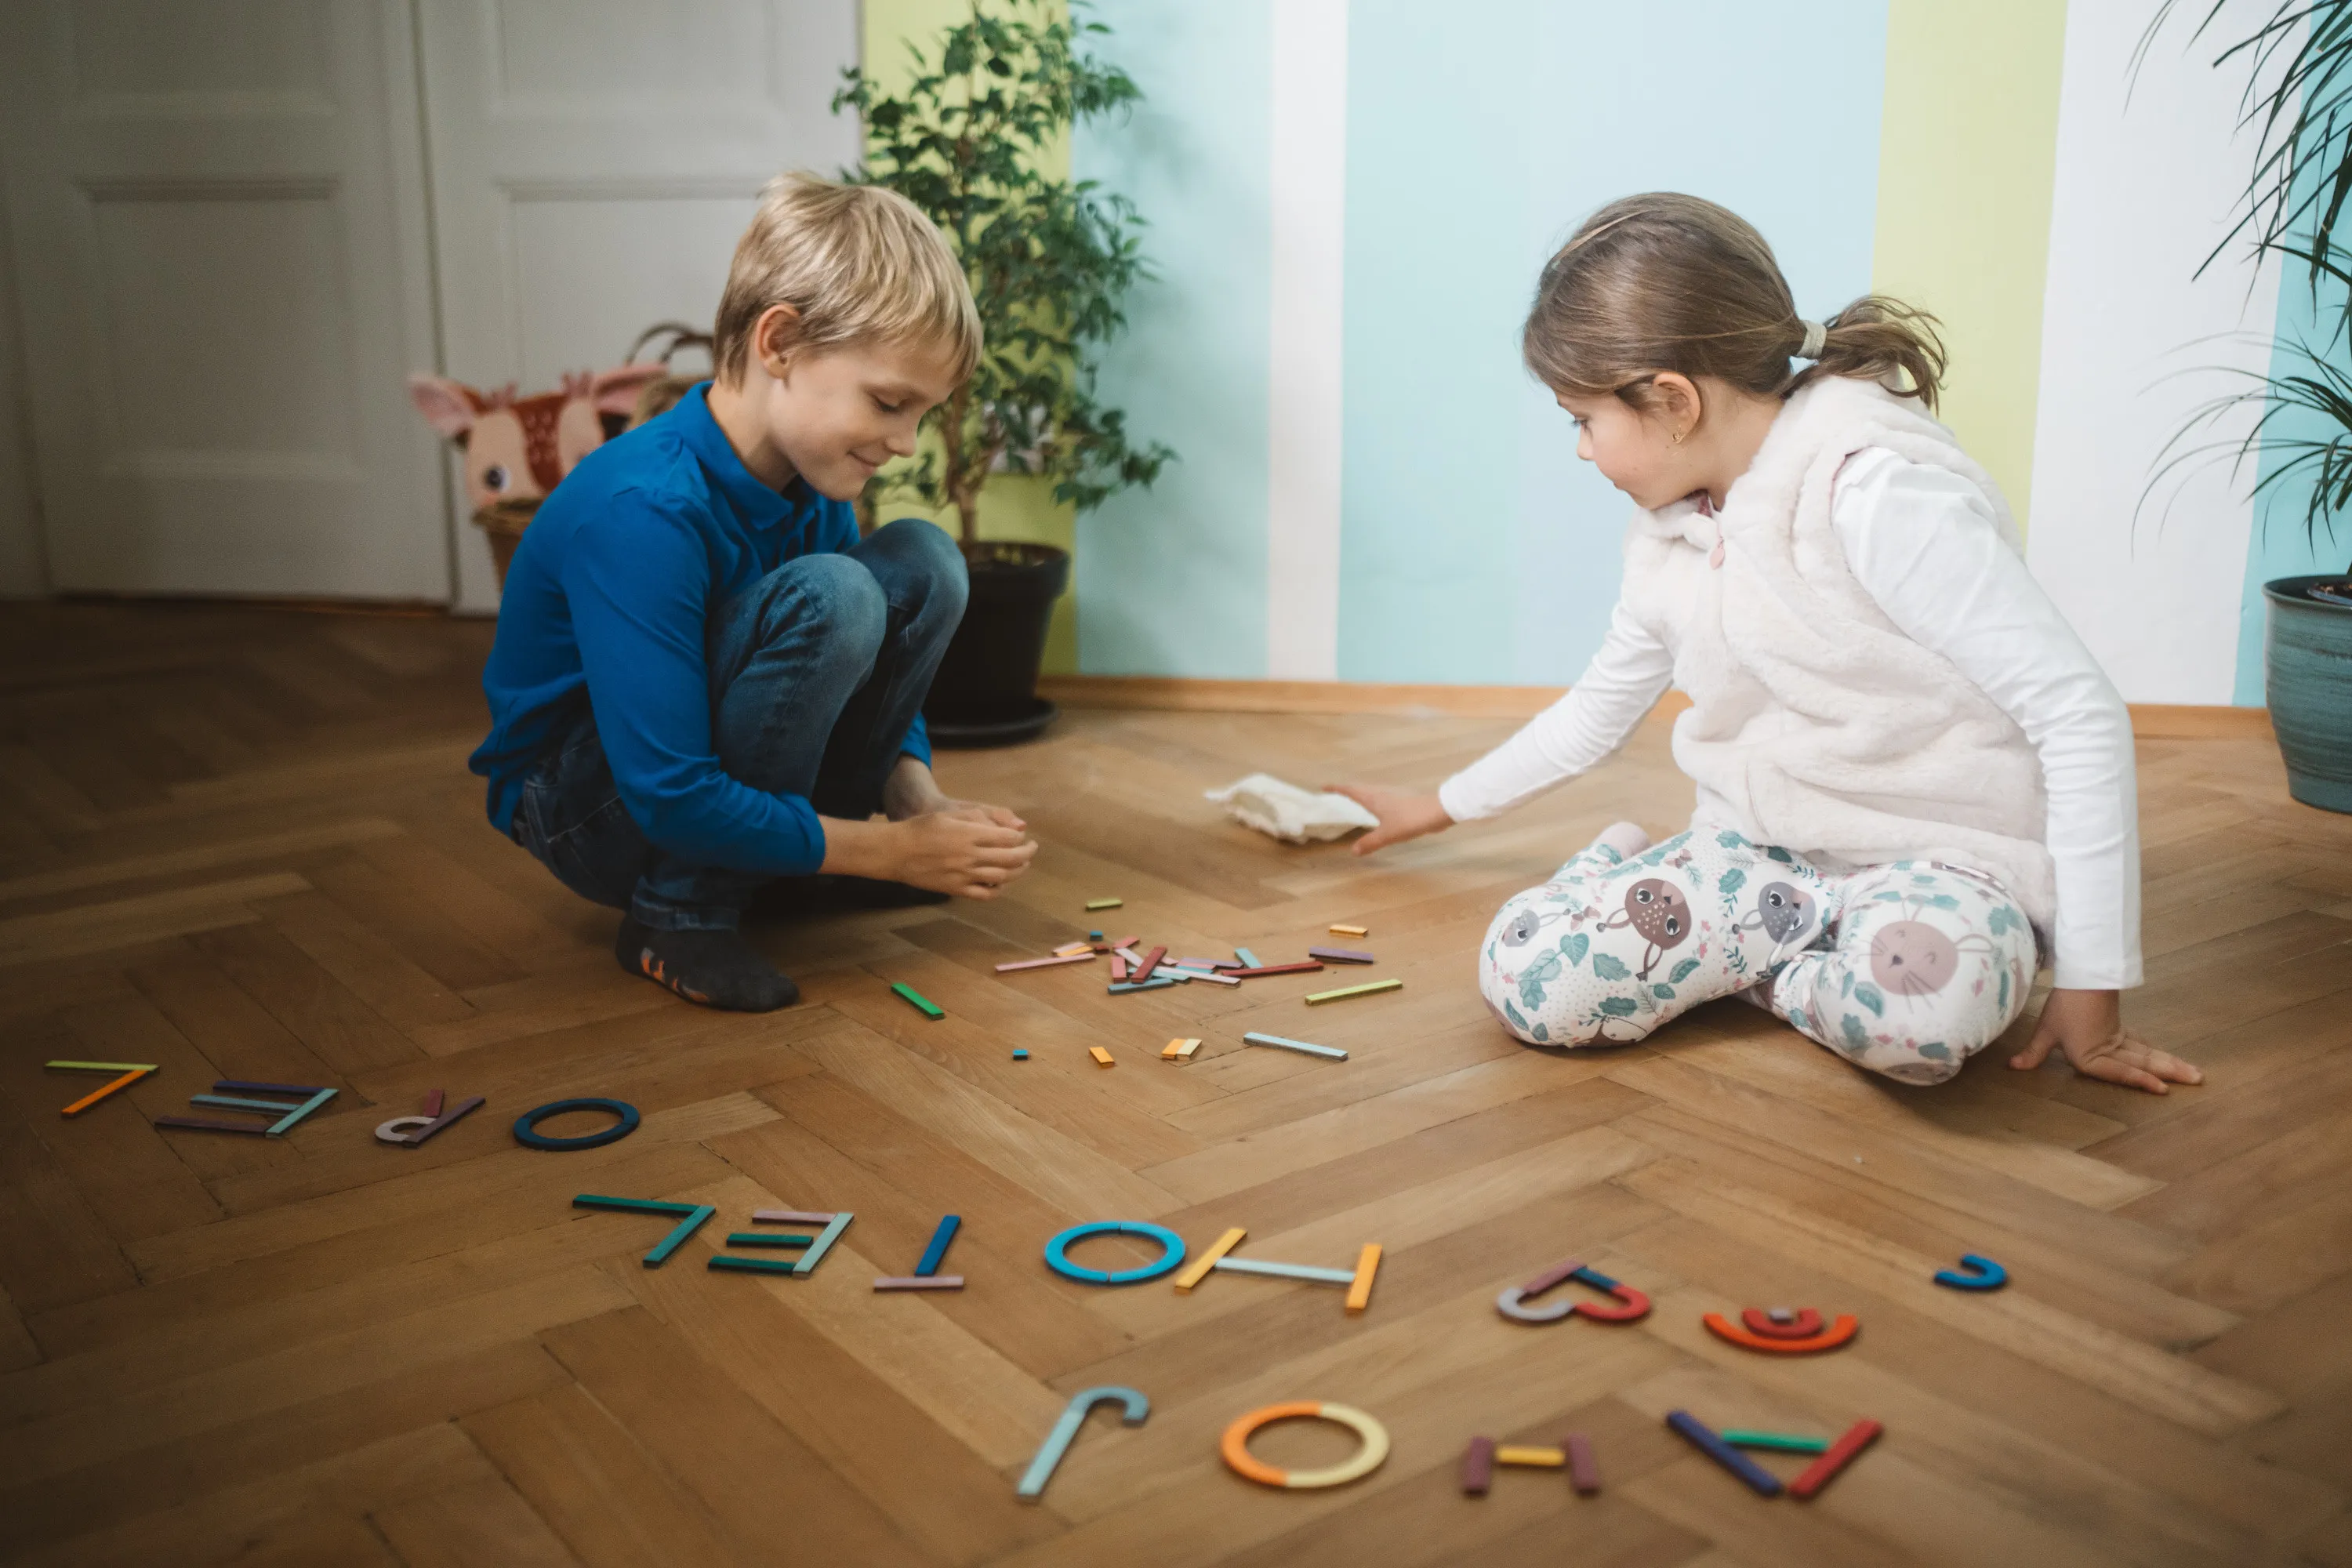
top-left (1338, 0), bottom-right (1891, 683)
top-left (2236, 249), bottom-right (2352, 705)
top-left (1069, 0), bottom-right (1889, 683)
top-left (1068, 0), bottom-right (1272, 678)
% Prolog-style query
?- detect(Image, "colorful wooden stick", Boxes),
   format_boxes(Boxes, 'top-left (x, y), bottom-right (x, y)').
top-left (1722, 1430), bottom-right (1831, 1454)
top-left (1018, 1386), bottom-right (1148, 1499)
top-left (571, 1195), bottom-right (714, 1268)
top-left (794, 1210), bottom-right (855, 1276)
top-left (995, 952), bottom-right (1096, 972)
top-left (1305, 978), bottom-right (1402, 1005)
top-left (1306, 946), bottom-right (1374, 964)
top-left (1241, 1031), bottom-right (1348, 1060)
top-left (1789, 1419), bottom-right (1883, 1500)
top-left (1567, 1432), bottom-right (1601, 1494)
top-left (914, 1214), bottom-right (961, 1277)
top-left (1666, 1410), bottom-right (1784, 1497)
top-left (891, 982), bottom-right (945, 1018)
top-left (1460, 1436), bottom-right (1496, 1495)
top-left (51, 1063), bottom-right (155, 1117)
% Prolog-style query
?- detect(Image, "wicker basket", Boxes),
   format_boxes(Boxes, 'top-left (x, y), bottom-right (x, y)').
top-left (473, 497), bottom-right (543, 589)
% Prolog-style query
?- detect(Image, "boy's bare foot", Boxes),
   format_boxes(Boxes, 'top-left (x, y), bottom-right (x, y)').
top-left (616, 916), bottom-right (799, 1011)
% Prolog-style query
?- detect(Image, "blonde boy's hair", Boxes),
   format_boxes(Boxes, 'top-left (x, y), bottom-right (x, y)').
top-left (713, 172), bottom-right (982, 385)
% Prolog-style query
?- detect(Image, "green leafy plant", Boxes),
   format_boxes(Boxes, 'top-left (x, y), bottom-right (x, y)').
top-left (2143, 1), bottom-right (2352, 573)
top-left (833, 0), bottom-right (1173, 547)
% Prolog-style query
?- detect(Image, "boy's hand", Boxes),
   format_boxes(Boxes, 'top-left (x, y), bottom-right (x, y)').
top-left (889, 811), bottom-right (1036, 898)
top-left (883, 757), bottom-right (1027, 835)
top-left (819, 812), bottom-right (1036, 898)
top-left (2009, 988), bottom-right (2203, 1094)
top-left (1327, 784), bottom-right (1454, 856)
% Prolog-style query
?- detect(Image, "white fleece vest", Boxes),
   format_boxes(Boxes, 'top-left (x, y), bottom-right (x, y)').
top-left (1620, 374), bottom-right (2057, 934)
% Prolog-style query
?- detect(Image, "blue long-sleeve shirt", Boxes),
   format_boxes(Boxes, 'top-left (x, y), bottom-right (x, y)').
top-left (469, 383), bottom-right (930, 875)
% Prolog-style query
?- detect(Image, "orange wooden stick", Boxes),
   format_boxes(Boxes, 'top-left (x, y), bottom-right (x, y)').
top-left (60, 1066), bottom-right (154, 1117)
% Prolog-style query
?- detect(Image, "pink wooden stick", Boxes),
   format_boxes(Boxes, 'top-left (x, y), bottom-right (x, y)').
top-left (994, 952), bottom-right (1097, 972)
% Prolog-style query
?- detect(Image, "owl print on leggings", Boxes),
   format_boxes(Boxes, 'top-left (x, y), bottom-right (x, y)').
top-left (1598, 877), bottom-right (1691, 979)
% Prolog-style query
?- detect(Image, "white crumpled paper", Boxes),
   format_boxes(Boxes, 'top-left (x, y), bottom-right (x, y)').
top-left (1204, 773), bottom-right (1381, 844)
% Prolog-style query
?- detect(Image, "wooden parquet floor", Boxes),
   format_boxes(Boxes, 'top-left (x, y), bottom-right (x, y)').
top-left (3, 602), bottom-right (2352, 1567)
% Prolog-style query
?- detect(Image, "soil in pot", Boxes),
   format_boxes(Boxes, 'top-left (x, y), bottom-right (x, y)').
top-left (2265, 574), bottom-right (2352, 814)
top-left (924, 540), bottom-right (1070, 748)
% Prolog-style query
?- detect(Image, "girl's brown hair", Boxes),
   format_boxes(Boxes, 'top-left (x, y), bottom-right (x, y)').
top-left (1523, 192), bottom-right (1946, 416)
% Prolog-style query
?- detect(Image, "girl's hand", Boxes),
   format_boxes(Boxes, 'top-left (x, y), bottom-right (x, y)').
top-left (1327, 785), bottom-right (1454, 856)
top-left (2009, 988), bottom-right (2203, 1094)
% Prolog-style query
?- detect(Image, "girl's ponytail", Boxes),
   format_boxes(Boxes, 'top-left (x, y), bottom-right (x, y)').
top-left (1525, 194), bottom-right (1948, 415)
top-left (1788, 296), bottom-right (1947, 412)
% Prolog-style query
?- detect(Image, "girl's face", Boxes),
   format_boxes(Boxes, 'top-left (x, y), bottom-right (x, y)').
top-left (1555, 387), bottom-right (1703, 512)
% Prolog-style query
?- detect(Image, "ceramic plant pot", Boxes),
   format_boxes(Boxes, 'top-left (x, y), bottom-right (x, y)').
top-left (922, 541), bottom-right (1069, 747)
top-left (2264, 575), bottom-right (2352, 814)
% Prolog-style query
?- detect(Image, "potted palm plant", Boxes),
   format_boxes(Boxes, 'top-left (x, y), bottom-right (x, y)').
top-left (835, 0), bottom-right (1172, 746)
top-left (2151, 2), bottom-right (2352, 811)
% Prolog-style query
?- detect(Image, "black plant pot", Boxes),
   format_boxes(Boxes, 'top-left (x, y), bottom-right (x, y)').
top-left (923, 541), bottom-right (1069, 747)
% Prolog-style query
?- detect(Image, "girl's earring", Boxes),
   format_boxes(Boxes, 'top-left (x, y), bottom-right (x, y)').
top-left (1671, 429), bottom-right (1685, 445)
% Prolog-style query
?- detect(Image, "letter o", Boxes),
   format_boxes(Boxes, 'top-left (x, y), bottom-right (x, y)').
top-left (1043, 1221), bottom-right (1186, 1284)
top-left (1220, 1402), bottom-right (1390, 1489)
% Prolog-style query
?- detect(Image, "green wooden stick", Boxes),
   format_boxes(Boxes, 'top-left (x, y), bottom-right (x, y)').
top-left (891, 982), bottom-right (945, 1018)
top-left (1720, 1429), bottom-right (1831, 1454)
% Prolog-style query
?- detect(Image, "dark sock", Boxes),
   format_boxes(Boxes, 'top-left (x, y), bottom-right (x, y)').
top-left (615, 916), bottom-right (799, 1012)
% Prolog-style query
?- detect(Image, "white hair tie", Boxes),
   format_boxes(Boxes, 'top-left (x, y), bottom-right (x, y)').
top-left (1796, 319), bottom-right (1828, 359)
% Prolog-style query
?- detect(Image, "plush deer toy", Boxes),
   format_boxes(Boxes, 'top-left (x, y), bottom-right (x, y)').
top-left (408, 364), bottom-right (670, 513)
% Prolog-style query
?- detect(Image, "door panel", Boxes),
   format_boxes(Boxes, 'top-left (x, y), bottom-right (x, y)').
top-left (417, 0), bottom-right (859, 611)
top-left (0, 0), bottom-right (448, 599)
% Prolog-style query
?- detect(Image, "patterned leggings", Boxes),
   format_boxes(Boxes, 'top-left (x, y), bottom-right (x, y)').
top-left (1476, 828), bottom-right (2036, 1085)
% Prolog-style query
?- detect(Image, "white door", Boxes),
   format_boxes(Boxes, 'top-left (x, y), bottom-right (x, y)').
top-left (0, 0), bottom-right (449, 600)
top-left (415, 0), bottom-right (861, 611)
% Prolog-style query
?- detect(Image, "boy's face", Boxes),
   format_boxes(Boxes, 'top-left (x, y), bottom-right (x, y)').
top-left (763, 338), bottom-right (964, 502)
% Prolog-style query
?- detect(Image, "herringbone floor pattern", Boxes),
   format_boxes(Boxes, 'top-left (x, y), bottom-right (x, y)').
top-left (2, 601), bottom-right (2350, 1566)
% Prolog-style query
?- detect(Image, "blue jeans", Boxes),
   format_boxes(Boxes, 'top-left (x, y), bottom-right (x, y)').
top-left (510, 519), bottom-right (967, 932)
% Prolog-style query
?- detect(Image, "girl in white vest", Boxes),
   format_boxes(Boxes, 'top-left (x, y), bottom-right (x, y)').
top-left (1338, 194), bottom-right (2201, 1094)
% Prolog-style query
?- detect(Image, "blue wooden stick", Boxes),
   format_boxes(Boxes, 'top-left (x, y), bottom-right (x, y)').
top-left (1667, 1410), bottom-right (1784, 1497)
top-left (915, 1214), bottom-right (961, 1277)
top-left (1017, 1387), bottom-right (1149, 1499)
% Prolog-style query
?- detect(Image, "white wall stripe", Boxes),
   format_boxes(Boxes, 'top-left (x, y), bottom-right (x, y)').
top-left (1264, 0), bottom-right (1348, 680)
top-left (2024, 0), bottom-right (2286, 704)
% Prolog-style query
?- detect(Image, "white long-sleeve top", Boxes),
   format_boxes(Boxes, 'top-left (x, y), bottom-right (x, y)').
top-left (1439, 446), bottom-right (2142, 989)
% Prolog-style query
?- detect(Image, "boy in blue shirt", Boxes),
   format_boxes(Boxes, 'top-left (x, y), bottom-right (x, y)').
top-left (470, 174), bottom-right (1035, 1011)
